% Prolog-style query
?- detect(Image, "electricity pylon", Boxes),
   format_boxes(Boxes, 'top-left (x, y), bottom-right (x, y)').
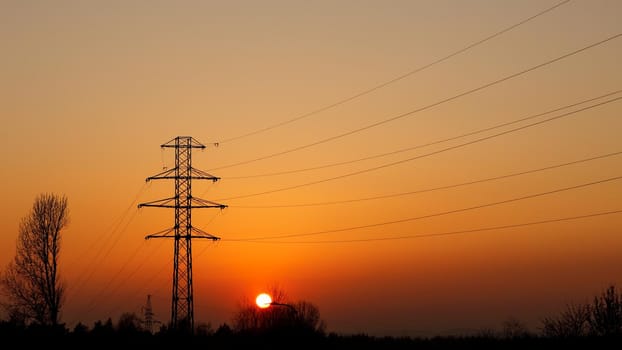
top-left (141, 294), bottom-right (161, 333)
top-left (138, 136), bottom-right (226, 333)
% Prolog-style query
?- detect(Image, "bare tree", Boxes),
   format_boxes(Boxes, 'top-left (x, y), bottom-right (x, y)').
top-left (232, 296), bottom-right (261, 333)
top-left (292, 300), bottom-right (326, 335)
top-left (501, 317), bottom-right (531, 339)
top-left (541, 302), bottom-right (590, 338)
top-left (540, 285), bottom-right (622, 338)
top-left (0, 193), bottom-right (69, 326)
top-left (232, 284), bottom-right (288, 333)
top-left (117, 312), bottom-right (144, 334)
top-left (232, 285), bottom-right (325, 336)
top-left (588, 284), bottom-right (622, 336)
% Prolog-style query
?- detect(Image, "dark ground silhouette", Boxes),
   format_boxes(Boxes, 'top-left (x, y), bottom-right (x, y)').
top-left (1, 320), bottom-right (620, 349)
top-left (2, 284), bottom-right (621, 348)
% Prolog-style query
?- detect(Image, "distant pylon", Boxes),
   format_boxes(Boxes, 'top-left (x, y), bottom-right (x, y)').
top-left (141, 294), bottom-right (160, 333)
top-left (138, 136), bottom-right (226, 333)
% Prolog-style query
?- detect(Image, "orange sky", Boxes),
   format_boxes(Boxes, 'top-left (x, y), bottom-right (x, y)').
top-left (1, 0), bottom-right (621, 337)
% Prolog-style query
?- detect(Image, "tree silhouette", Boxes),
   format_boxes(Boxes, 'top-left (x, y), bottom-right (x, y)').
top-left (291, 300), bottom-right (326, 335)
top-left (541, 302), bottom-right (590, 338)
top-left (541, 284), bottom-right (622, 338)
top-left (232, 285), bottom-right (325, 336)
top-left (117, 312), bottom-right (144, 334)
top-left (0, 193), bottom-right (69, 326)
top-left (588, 284), bottom-right (622, 336)
top-left (501, 317), bottom-right (531, 339)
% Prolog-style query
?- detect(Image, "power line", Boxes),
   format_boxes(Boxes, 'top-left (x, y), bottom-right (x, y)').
top-left (79, 239), bottom-right (171, 324)
top-left (229, 150), bottom-right (622, 208)
top-left (209, 32), bottom-right (621, 171)
top-left (81, 239), bottom-right (152, 316)
top-left (215, 96), bottom-right (622, 201)
top-left (70, 208), bottom-right (141, 298)
top-left (83, 237), bottom-right (216, 329)
top-left (212, 0), bottom-right (571, 145)
top-left (71, 183), bottom-right (146, 264)
top-left (223, 90), bottom-right (621, 179)
top-left (225, 175), bottom-right (622, 241)
top-left (67, 184), bottom-right (146, 301)
top-left (224, 209), bottom-right (622, 244)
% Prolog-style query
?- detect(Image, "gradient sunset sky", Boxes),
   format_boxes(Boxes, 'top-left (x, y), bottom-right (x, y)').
top-left (1, 0), bottom-right (621, 337)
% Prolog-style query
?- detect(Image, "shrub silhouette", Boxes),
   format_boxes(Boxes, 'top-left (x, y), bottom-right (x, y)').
top-left (542, 284), bottom-right (622, 338)
top-left (232, 285), bottom-right (325, 337)
top-left (589, 284), bottom-right (622, 336)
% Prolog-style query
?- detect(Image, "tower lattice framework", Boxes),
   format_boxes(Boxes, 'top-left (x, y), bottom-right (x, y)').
top-left (139, 136), bottom-right (226, 332)
top-left (141, 294), bottom-right (161, 333)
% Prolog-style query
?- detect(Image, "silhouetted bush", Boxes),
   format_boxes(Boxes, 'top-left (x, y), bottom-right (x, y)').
top-left (541, 302), bottom-right (590, 337)
top-left (541, 284), bottom-right (622, 339)
top-left (588, 284), bottom-right (622, 336)
top-left (232, 286), bottom-right (325, 337)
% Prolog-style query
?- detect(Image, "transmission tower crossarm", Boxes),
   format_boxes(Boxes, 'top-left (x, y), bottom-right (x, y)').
top-left (145, 167), bottom-right (178, 182)
top-left (138, 197), bottom-right (227, 209)
top-left (144, 167), bottom-right (220, 182)
top-left (138, 197), bottom-right (176, 208)
top-left (191, 197), bottom-right (228, 209)
top-left (191, 167), bottom-right (221, 181)
top-left (190, 226), bottom-right (220, 240)
top-left (160, 136), bottom-right (207, 149)
top-left (145, 227), bottom-right (175, 239)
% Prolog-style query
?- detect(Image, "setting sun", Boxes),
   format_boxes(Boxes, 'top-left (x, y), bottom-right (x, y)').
top-left (256, 293), bottom-right (272, 309)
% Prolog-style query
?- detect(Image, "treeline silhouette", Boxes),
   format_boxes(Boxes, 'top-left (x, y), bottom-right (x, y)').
top-left (0, 320), bottom-right (617, 349)
top-left (1, 284), bottom-right (621, 349)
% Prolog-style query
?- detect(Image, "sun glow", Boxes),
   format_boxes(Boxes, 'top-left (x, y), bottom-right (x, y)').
top-left (256, 293), bottom-right (272, 309)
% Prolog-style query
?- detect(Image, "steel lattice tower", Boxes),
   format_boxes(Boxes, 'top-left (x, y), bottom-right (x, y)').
top-left (138, 136), bottom-right (226, 332)
top-left (141, 294), bottom-right (160, 333)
